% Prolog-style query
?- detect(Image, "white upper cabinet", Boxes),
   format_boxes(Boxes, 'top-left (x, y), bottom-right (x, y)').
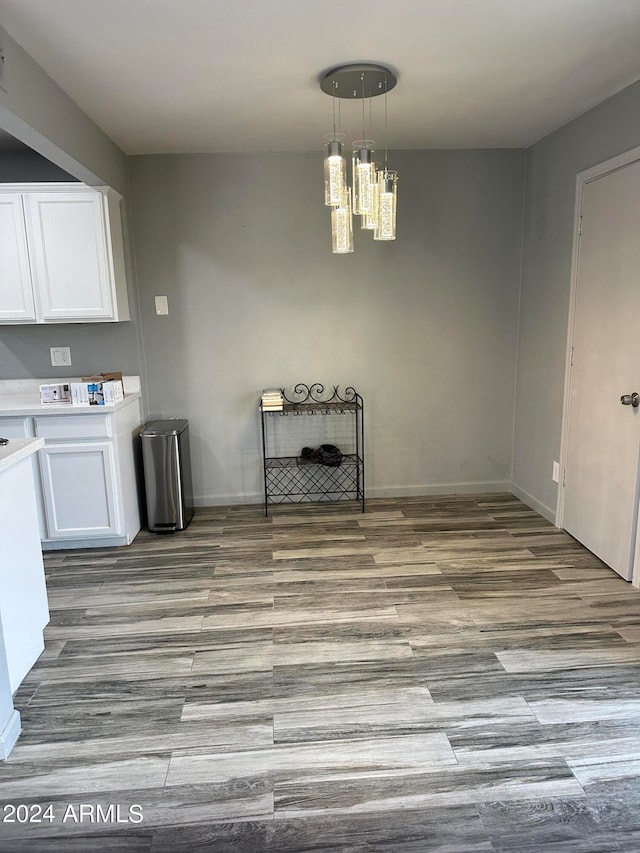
top-left (25, 191), bottom-right (113, 321)
top-left (0, 183), bottom-right (130, 324)
top-left (0, 194), bottom-right (36, 321)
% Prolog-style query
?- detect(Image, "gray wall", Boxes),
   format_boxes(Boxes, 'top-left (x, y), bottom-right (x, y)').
top-left (0, 322), bottom-right (142, 381)
top-left (0, 26), bottom-right (128, 193)
top-left (512, 79), bottom-right (640, 519)
top-left (0, 146), bottom-right (77, 182)
top-left (0, 149), bottom-right (142, 381)
top-left (129, 150), bottom-right (524, 505)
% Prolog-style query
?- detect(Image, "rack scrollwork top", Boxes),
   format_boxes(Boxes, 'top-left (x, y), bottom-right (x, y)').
top-left (276, 383), bottom-right (361, 415)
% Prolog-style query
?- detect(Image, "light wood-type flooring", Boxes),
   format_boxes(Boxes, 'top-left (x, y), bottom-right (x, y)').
top-left (3, 494), bottom-right (640, 851)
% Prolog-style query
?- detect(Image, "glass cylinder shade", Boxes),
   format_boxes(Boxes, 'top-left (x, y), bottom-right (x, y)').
top-left (361, 173), bottom-right (379, 230)
top-left (374, 170), bottom-right (398, 241)
top-left (324, 140), bottom-right (346, 207)
top-left (331, 187), bottom-right (354, 254)
top-left (352, 141), bottom-right (376, 215)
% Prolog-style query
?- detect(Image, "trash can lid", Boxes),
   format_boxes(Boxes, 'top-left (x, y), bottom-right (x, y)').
top-left (141, 418), bottom-right (189, 436)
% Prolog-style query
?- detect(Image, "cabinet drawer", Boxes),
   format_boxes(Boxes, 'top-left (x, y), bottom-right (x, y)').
top-left (35, 414), bottom-right (112, 441)
top-left (0, 417), bottom-right (31, 438)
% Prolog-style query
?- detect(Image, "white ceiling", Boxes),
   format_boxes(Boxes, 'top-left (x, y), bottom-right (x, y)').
top-left (1, 0), bottom-right (640, 154)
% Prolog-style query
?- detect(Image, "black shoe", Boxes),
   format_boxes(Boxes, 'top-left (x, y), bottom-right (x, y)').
top-left (318, 444), bottom-right (343, 467)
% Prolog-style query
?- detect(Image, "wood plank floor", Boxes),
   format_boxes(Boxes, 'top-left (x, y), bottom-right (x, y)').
top-left (3, 494), bottom-right (640, 851)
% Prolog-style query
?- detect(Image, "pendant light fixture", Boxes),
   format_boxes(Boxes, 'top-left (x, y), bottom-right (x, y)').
top-left (323, 78), bottom-right (346, 208)
top-left (331, 187), bottom-right (354, 254)
top-left (374, 170), bottom-right (398, 240)
top-left (352, 140), bottom-right (376, 215)
top-left (324, 138), bottom-right (347, 207)
top-left (320, 63), bottom-right (398, 254)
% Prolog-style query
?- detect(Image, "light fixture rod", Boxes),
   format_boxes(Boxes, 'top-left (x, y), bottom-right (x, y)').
top-left (332, 81), bottom-right (337, 137)
top-left (384, 76), bottom-right (388, 171)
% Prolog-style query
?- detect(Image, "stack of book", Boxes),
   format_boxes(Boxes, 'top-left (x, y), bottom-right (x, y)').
top-left (261, 388), bottom-right (284, 411)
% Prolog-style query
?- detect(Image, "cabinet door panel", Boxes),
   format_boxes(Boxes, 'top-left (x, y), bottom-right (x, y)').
top-left (0, 195), bottom-right (36, 321)
top-left (25, 193), bottom-right (113, 320)
top-left (39, 442), bottom-right (121, 538)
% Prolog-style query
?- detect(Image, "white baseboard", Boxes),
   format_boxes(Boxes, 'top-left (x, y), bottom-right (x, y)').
top-left (42, 534), bottom-right (132, 550)
top-left (192, 481), bottom-right (512, 507)
top-left (510, 482), bottom-right (557, 524)
top-left (365, 481), bottom-right (512, 498)
top-left (131, 481), bottom-right (556, 521)
top-left (193, 493), bottom-right (263, 507)
top-left (0, 709), bottom-right (21, 759)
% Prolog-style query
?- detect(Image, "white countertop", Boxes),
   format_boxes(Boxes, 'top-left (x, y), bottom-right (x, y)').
top-left (0, 376), bottom-right (141, 417)
top-left (0, 393), bottom-right (141, 417)
top-left (0, 437), bottom-right (44, 475)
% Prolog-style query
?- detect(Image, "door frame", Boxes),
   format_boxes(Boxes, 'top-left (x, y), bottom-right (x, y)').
top-left (557, 143), bottom-right (640, 586)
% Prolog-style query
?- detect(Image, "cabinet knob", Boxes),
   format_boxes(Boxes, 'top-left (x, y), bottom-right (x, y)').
top-left (620, 392), bottom-right (640, 408)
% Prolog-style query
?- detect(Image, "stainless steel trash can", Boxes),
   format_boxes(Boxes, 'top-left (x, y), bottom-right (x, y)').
top-left (141, 419), bottom-right (194, 532)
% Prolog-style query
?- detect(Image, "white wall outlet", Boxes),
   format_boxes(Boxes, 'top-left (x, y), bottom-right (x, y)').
top-left (154, 296), bottom-right (169, 315)
top-left (50, 346), bottom-right (72, 367)
top-left (552, 460), bottom-right (560, 483)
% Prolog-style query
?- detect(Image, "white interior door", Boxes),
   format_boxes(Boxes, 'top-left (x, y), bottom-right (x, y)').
top-left (563, 157), bottom-right (640, 580)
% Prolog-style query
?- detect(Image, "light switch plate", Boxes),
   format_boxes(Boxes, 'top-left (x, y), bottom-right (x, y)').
top-left (552, 461), bottom-right (560, 483)
top-left (155, 296), bottom-right (169, 315)
top-left (50, 346), bottom-right (72, 367)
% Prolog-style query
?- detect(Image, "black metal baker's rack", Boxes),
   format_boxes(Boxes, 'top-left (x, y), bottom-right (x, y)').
top-left (260, 383), bottom-right (364, 516)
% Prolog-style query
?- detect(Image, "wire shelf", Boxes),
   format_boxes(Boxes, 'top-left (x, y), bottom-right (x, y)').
top-left (260, 385), bottom-right (365, 516)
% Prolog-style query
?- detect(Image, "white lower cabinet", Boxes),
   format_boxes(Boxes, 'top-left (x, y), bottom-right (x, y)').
top-left (0, 397), bottom-right (142, 549)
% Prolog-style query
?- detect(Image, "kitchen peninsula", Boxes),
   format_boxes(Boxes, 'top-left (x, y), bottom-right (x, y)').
top-left (0, 436), bottom-right (49, 758)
